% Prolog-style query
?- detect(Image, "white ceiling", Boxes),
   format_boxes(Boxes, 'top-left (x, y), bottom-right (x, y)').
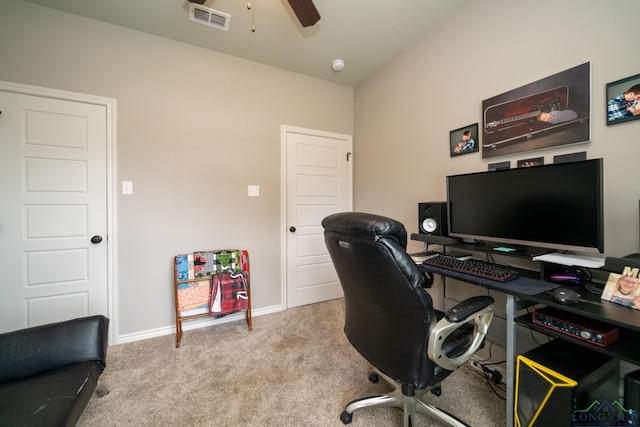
top-left (23, 0), bottom-right (468, 87)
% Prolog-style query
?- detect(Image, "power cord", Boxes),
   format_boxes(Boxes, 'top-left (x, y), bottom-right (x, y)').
top-left (466, 360), bottom-right (506, 401)
top-left (467, 342), bottom-right (506, 400)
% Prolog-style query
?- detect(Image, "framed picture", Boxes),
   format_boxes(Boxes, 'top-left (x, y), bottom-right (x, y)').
top-left (482, 62), bottom-right (590, 159)
top-left (601, 272), bottom-right (640, 310)
top-left (488, 161), bottom-right (510, 171)
top-left (553, 151), bottom-right (586, 164)
top-left (450, 123), bottom-right (479, 157)
top-left (517, 157), bottom-right (544, 168)
top-left (606, 73), bottom-right (640, 126)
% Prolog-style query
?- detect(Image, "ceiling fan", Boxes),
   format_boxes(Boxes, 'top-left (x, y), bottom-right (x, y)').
top-left (187, 0), bottom-right (320, 27)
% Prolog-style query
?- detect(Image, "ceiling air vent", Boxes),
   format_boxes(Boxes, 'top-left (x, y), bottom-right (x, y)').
top-left (189, 3), bottom-right (231, 31)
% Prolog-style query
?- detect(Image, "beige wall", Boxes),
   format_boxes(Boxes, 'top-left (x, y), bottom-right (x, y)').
top-left (0, 0), bottom-right (353, 339)
top-left (3, 0), bottom-right (640, 342)
top-left (355, 0), bottom-right (640, 258)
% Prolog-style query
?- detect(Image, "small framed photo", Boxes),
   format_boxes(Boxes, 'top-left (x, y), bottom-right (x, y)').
top-left (606, 72), bottom-right (640, 126)
top-left (517, 157), bottom-right (544, 168)
top-left (601, 272), bottom-right (640, 310)
top-left (450, 123), bottom-right (479, 157)
top-left (488, 161), bottom-right (510, 171)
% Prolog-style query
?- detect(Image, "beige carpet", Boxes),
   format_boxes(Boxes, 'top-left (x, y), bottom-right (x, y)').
top-left (78, 299), bottom-right (506, 426)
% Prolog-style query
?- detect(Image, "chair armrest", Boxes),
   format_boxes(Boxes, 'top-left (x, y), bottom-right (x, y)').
top-left (427, 296), bottom-right (495, 371)
top-left (445, 295), bottom-right (495, 322)
top-left (0, 315), bottom-right (109, 384)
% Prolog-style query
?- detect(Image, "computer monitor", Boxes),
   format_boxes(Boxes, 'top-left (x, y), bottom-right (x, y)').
top-left (446, 159), bottom-right (604, 254)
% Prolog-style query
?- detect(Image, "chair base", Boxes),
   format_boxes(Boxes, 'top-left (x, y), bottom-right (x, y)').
top-left (340, 369), bottom-right (468, 427)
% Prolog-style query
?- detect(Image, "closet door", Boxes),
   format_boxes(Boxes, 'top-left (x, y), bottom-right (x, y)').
top-left (0, 87), bottom-right (109, 332)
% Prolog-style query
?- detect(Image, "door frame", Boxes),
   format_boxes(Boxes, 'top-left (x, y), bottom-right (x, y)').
top-left (280, 125), bottom-right (353, 310)
top-left (0, 80), bottom-right (117, 344)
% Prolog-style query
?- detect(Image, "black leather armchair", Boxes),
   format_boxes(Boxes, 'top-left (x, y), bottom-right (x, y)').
top-left (0, 315), bottom-right (109, 427)
top-left (322, 212), bottom-right (495, 427)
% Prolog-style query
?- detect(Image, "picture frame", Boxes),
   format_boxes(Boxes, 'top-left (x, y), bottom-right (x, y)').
top-left (450, 123), bottom-right (479, 157)
top-left (553, 151), bottom-right (586, 164)
top-left (488, 161), bottom-right (510, 171)
top-left (601, 272), bottom-right (640, 310)
top-left (606, 72), bottom-right (640, 126)
top-left (482, 62), bottom-right (590, 159)
top-left (517, 157), bottom-right (544, 168)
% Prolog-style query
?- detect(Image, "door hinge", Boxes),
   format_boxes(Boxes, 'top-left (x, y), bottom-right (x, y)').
top-left (347, 152), bottom-right (351, 161)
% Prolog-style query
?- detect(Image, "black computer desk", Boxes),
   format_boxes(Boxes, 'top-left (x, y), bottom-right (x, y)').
top-left (414, 235), bottom-right (640, 427)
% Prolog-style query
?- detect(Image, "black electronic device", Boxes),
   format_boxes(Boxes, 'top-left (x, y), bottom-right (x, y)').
top-left (549, 268), bottom-right (590, 285)
top-left (422, 254), bottom-right (519, 282)
top-left (553, 287), bottom-right (581, 304)
top-left (516, 339), bottom-right (618, 427)
top-left (532, 306), bottom-right (619, 347)
top-left (625, 370), bottom-right (640, 412)
top-left (418, 202), bottom-right (448, 236)
top-left (604, 255), bottom-right (640, 274)
top-left (446, 159), bottom-right (604, 254)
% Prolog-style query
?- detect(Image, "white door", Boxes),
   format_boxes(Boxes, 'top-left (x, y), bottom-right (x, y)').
top-left (0, 87), bottom-right (110, 333)
top-left (283, 125), bottom-right (352, 308)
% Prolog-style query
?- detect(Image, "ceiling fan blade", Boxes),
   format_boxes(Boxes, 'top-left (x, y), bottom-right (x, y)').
top-left (287, 0), bottom-right (321, 27)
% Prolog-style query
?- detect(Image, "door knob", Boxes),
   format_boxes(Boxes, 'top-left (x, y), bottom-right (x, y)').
top-left (91, 235), bottom-right (103, 244)
top-left (289, 226), bottom-right (296, 233)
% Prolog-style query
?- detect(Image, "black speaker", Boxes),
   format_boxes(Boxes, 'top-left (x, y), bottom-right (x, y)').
top-left (418, 202), bottom-right (447, 236)
top-left (604, 255), bottom-right (640, 274)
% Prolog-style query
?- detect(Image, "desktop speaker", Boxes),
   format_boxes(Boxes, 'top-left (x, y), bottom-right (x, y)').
top-left (418, 202), bottom-right (447, 236)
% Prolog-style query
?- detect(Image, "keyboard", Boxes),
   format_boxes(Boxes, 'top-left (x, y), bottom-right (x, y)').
top-left (422, 254), bottom-right (519, 283)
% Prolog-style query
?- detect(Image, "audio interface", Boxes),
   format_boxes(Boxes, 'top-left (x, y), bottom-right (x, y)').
top-left (532, 307), bottom-right (619, 347)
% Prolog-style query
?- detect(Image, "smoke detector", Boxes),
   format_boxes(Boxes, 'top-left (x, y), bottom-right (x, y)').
top-left (332, 59), bottom-right (345, 72)
top-left (189, 3), bottom-right (231, 31)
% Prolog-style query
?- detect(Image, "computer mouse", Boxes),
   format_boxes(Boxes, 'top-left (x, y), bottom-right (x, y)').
top-left (553, 287), bottom-right (581, 304)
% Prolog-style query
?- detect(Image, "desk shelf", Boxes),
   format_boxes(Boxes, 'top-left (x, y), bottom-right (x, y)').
top-left (516, 313), bottom-right (640, 365)
top-left (410, 233), bottom-right (549, 259)
top-left (524, 288), bottom-right (640, 334)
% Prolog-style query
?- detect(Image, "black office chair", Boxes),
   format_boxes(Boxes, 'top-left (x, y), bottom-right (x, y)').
top-left (322, 212), bottom-right (495, 427)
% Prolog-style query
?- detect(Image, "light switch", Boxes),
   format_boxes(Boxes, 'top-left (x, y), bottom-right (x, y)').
top-left (248, 185), bottom-right (260, 197)
top-left (122, 181), bottom-right (133, 195)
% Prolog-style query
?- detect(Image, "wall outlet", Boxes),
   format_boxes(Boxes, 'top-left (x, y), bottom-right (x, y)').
top-left (248, 185), bottom-right (260, 197)
top-left (469, 359), bottom-right (484, 374)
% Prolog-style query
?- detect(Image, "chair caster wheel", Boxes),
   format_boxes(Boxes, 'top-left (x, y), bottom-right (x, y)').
top-left (368, 372), bottom-right (379, 383)
top-left (340, 411), bottom-right (353, 424)
top-left (431, 386), bottom-right (442, 396)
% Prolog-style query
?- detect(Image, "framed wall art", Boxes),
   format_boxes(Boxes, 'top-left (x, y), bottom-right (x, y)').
top-left (488, 161), bottom-right (510, 171)
top-left (517, 157), bottom-right (544, 168)
top-left (553, 151), bottom-right (586, 164)
top-left (450, 123), bottom-right (479, 157)
top-left (606, 72), bottom-right (640, 126)
top-left (482, 62), bottom-right (591, 159)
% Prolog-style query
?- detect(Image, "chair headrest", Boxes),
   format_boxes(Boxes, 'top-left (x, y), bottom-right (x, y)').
top-left (321, 212), bottom-right (407, 249)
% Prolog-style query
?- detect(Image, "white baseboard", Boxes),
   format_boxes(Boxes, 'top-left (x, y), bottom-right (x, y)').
top-left (114, 303), bottom-right (284, 345)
